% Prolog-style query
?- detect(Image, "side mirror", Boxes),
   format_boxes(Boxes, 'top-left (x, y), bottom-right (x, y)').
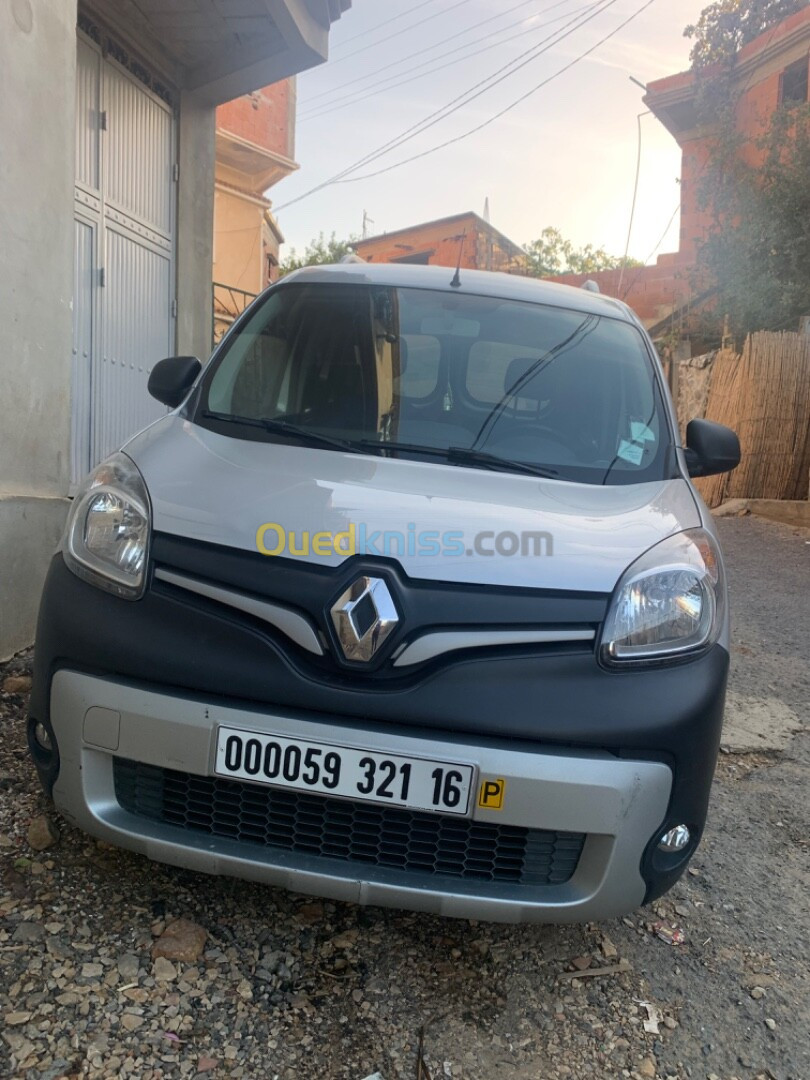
top-left (684, 418), bottom-right (741, 478)
top-left (148, 356), bottom-right (201, 408)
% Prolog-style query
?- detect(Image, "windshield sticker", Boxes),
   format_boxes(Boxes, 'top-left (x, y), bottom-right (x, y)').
top-left (617, 439), bottom-right (644, 466)
top-left (630, 421), bottom-right (656, 443)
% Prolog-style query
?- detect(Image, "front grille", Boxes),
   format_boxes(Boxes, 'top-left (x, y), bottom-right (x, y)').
top-left (114, 758), bottom-right (584, 887)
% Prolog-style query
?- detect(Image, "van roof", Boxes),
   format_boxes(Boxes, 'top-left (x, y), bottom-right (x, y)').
top-left (281, 262), bottom-right (637, 323)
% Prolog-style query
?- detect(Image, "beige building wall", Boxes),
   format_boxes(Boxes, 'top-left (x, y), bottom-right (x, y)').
top-left (212, 84), bottom-right (299, 343)
top-left (214, 184), bottom-right (269, 296)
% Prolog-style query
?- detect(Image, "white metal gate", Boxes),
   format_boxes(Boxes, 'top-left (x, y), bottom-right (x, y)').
top-left (72, 34), bottom-right (176, 486)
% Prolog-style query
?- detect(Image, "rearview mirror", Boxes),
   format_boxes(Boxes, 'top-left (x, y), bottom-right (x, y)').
top-left (684, 418), bottom-right (740, 478)
top-left (148, 356), bottom-right (201, 408)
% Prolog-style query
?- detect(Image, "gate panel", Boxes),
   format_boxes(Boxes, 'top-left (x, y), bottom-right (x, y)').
top-left (103, 61), bottom-right (173, 237)
top-left (92, 226), bottom-right (172, 466)
top-left (72, 29), bottom-right (176, 486)
top-left (71, 217), bottom-right (96, 485)
top-left (75, 38), bottom-right (100, 194)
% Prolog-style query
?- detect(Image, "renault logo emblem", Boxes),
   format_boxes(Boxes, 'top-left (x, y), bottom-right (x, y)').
top-left (330, 576), bottom-right (399, 662)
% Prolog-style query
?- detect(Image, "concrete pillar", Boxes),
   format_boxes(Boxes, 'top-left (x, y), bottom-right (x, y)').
top-left (175, 91), bottom-right (216, 362)
top-left (0, 0), bottom-right (77, 659)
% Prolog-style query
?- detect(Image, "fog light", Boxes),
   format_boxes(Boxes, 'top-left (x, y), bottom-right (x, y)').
top-left (658, 824), bottom-right (691, 852)
top-left (33, 722), bottom-right (53, 752)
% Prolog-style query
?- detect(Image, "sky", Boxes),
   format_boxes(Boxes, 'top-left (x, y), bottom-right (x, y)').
top-left (271, 0), bottom-right (709, 264)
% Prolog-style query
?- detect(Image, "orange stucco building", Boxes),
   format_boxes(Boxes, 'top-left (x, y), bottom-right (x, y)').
top-left (354, 212), bottom-right (527, 275)
top-left (546, 254), bottom-right (698, 335)
top-left (644, 5), bottom-right (810, 265)
top-left (213, 80), bottom-right (298, 340)
top-left (549, 8), bottom-right (810, 339)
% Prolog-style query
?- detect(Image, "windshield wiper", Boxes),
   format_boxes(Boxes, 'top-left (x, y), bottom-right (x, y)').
top-left (356, 438), bottom-right (449, 459)
top-left (260, 417), bottom-right (359, 453)
top-left (357, 438), bottom-right (557, 478)
top-left (203, 419), bottom-right (558, 477)
top-left (203, 411), bottom-right (359, 453)
top-left (447, 447), bottom-right (557, 479)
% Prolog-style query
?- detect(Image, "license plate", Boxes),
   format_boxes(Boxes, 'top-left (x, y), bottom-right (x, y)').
top-left (214, 727), bottom-right (476, 816)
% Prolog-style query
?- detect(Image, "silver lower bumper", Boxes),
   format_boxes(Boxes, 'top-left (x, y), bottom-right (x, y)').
top-left (50, 670), bottom-right (672, 923)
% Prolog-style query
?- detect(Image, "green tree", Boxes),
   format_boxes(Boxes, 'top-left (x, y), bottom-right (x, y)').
top-left (686, 1), bottom-right (810, 337)
top-left (279, 232), bottom-right (358, 277)
top-left (685, 0), bottom-right (805, 70)
top-left (698, 106), bottom-right (810, 339)
top-left (524, 227), bottom-right (640, 278)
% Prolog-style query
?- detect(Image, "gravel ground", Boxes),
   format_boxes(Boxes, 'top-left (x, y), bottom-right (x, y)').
top-left (1, 515), bottom-right (808, 1080)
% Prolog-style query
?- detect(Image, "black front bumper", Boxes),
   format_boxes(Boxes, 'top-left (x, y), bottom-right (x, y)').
top-left (30, 554), bottom-right (729, 903)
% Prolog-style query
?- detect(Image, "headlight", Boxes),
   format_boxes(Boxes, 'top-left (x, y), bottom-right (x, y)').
top-left (600, 528), bottom-right (724, 667)
top-left (62, 452), bottom-right (151, 599)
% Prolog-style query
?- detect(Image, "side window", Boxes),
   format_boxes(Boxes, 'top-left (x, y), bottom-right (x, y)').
top-left (209, 322), bottom-right (292, 419)
top-left (466, 341), bottom-right (536, 405)
top-left (780, 57), bottom-right (808, 106)
top-left (397, 334), bottom-right (440, 400)
top-left (229, 333), bottom-right (290, 417)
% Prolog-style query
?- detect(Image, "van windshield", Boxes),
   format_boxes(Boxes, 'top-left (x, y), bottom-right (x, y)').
top-left (198, 283), bottom-right (672, 486)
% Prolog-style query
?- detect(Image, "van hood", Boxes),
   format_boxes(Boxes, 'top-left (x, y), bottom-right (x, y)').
top-left (125, 416), bottom-right (700, 594)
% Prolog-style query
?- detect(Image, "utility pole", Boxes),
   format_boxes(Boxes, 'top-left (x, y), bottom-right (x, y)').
top-left (362, 210), bottom-right (374, 239)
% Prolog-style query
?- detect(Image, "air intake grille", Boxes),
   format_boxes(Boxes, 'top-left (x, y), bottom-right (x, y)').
top-left (113, 758), bottom-right (584, 886)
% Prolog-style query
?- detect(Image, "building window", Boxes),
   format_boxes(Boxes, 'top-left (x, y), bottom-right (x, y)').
top-left (780, 57), bottom-right (809, 106)
top-left (392, 250), bottom-right (432, 265)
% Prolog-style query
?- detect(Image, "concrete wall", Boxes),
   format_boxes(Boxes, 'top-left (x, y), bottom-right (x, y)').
top-left (175, 90), bottom-right (216, 365)
top-left (0, 500), bottom-right (68, 659)
top-left (0, 0), bottom-right (77, 658)
top-left (0, 11), bottom-right (218, 658)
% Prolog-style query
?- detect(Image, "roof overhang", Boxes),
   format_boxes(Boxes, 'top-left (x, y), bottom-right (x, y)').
top-left (645, 7), bottom-right (810, 142)
top-left (643, 81), bottom-right (700, 139)
top-left (83, 0), bottom-right (350, 105)
top-left (263, 209), bottom-right (285, 245)
top-left (215, 128), bottom-right (299, 190)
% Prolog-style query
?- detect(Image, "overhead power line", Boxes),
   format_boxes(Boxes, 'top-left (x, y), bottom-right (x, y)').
top-left (337, 0), bottom-right (661, 185)
top-left (279, 0), bottom-right (614, 209)
top-left (618, 110), bottom-right (650, 296)
top-left (300, 0), bottom-right (587, 125)
top-left (301, 0), bottom-right (545, 107)
top-left (620, 202), bottom-right (681, 300)
top-left (274, 0), bottom-right (620, 213)
top-left (330, 0), bottom-right (443, 52)
top-left (320, 1), bottom-right (617, 177)
top-left (325, 0), bottom-right (471, 68)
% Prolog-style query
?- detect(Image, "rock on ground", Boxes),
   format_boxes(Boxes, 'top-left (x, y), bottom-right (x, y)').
top-left (152, 917), bottom-right (208, 963)
top-left (26, 814), bottom-right (60, 851)
top-left (2, 674), bottom-right (32, 694)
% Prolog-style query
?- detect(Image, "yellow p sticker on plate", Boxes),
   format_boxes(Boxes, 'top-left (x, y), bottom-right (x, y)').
top-left (478, 778), bottom-right (506, 810)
